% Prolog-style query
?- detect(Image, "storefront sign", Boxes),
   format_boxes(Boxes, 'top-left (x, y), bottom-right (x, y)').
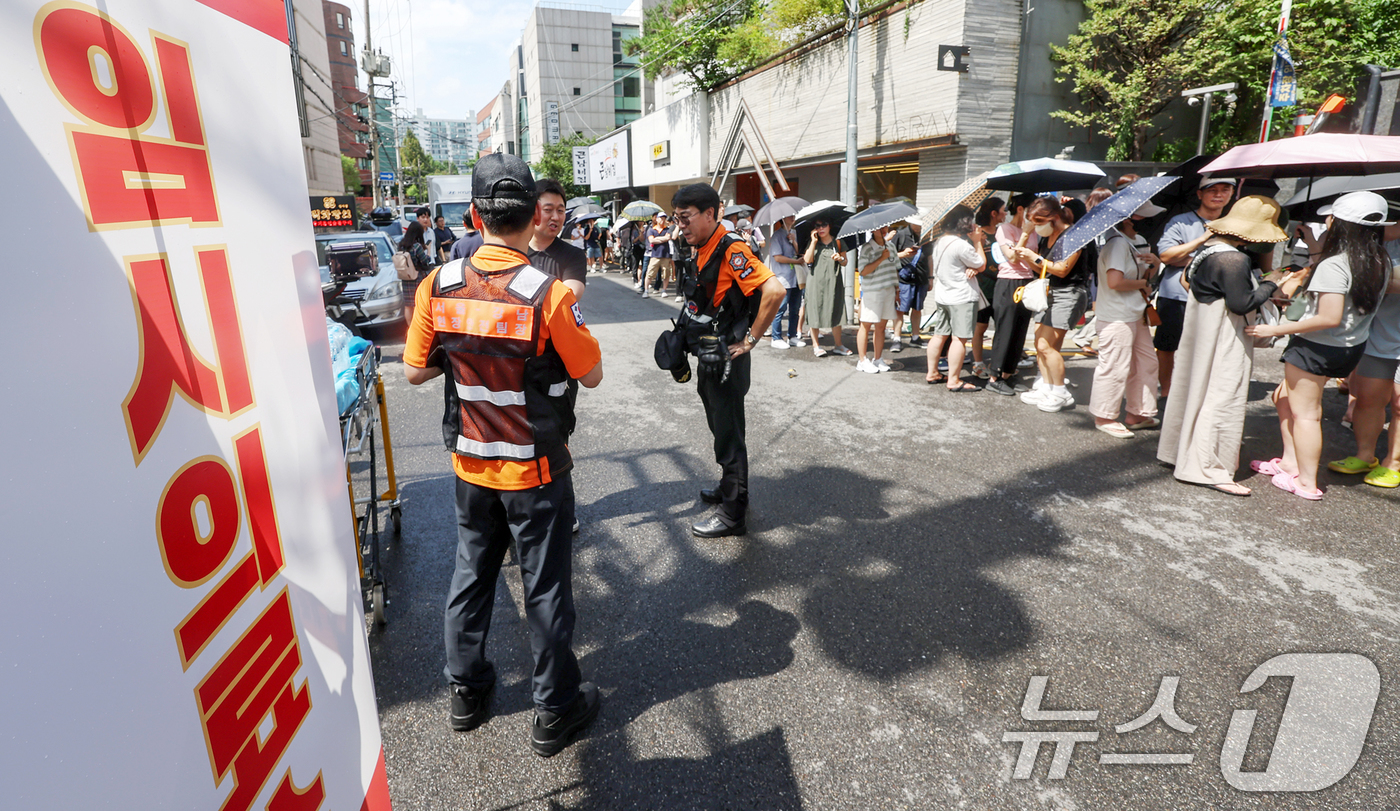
top-left (651, 140), bottom-right (670, 161)
top-left (589, 129), bottom-right (630, 191)
top-left (3, 3), bottom-right (389, 810)
top-left (572, 146), bottom-right (589, 185)
top-left (312, 195), bottom-right (357, 227)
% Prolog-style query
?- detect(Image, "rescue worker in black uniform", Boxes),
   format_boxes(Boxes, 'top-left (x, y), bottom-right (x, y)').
top-left (670, 183), bottom-right (786, 538)
top-left (402, 154), bottom-right (604, 757)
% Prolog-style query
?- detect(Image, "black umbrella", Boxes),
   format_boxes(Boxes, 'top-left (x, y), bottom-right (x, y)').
top-left (985, 157), bottom-right (1106, 193)
top-left (1284, 172), bottom-right (1400, 219)
top-left (837, 201), bottom-right (920, 238)
top-left (1050, 177), bottom-right (1179, 261)
top-left (793, 200), bottom-right (856, 254)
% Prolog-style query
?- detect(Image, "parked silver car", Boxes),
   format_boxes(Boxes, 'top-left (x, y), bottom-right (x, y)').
top-left (316, 232), bottom-right (404, 328)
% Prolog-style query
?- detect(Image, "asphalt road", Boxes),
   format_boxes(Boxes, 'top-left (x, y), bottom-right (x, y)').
top-left (360, 270), bottom-right (1400, 810)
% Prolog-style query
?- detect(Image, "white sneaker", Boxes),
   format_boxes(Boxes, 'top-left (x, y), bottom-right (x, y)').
top-left (1038, 390), bottom-right (1075, 413)
top-left (789, 337), bottom-right (807, 347)
top-left (889, 339), bottom-right (903, 353)
top-left (641, 290), bottom-right (650, 298)
top-left (857, 358), bottom-right (880, 374)
top-left (675, 295), bottom-right (684, 302)
top-left (772, 338), bottom-right (790, 349)
top-left (874, 357), bottom-right (891, 372)
top-left (1020, 388), bottom-right (1052, 406)
top-left (1031, 376), bottom-right (1047, 391)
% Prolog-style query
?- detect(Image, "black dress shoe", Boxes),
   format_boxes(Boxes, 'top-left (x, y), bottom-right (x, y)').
top-left (691, 513), bottom-right (746, 538)
top-left (449, 682), bottom-right (493, 732)
top-left (531, 682), bottom-right (600, 757)
top-left (700, 487), bottom-right (722, 504)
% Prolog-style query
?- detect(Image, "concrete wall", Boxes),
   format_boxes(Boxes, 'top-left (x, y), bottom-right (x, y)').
top-left (630, 93), bottom-right (708, 188)
top-left (708, 2), bottom-right (968, 172)
top-left (522, 7), bottom-right (617, 161)
top-left (293, 0), bottom-right (343, 196)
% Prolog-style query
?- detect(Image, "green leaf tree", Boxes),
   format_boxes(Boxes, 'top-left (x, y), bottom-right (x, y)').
top-left (1052, 0), bottom-right (1400, 161)
top-left (340, 154), bottom-right (362, 195)
top-left (399, 129), bottom-right (432, 195)
top-left (531, 133), bottom-right (595, 200)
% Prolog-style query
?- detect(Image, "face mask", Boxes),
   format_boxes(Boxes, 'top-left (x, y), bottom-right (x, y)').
top-left (1034, 222), bottom-right (1055, 237)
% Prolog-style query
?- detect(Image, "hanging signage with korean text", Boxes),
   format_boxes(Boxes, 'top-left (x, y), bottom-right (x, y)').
top-left (572, 146), bottom-right (589, 186)
top-left (588, 129), bottom-right (631, 192)
top-left (2, 2), bottom-right (390, 810)
top-left (651, 140), bottom-right (670, 161)
top-left (546, 100), bottom-right (560, 145)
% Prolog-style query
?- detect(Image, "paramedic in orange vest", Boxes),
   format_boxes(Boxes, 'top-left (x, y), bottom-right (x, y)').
top-left (671, 183), bottom-right (786, 539)
top-left (403, 153), bottom-right (603, 758)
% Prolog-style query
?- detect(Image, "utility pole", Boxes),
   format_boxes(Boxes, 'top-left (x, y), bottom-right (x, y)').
top-left (842, 0), bottom-right (859, 325)
top-left (1183, 82), bottom-right (1237, 156)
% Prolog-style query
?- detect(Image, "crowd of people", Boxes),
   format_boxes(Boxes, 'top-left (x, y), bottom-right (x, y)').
top-left (389, 174), bottom-right (1400, 502)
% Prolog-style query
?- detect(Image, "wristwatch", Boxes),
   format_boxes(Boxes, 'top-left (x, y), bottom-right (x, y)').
top-left (745, 330), bottom-right (758, 346)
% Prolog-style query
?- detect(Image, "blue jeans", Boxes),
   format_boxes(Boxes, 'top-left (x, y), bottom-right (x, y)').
top-left (772, 287), bottom-right (803, 340)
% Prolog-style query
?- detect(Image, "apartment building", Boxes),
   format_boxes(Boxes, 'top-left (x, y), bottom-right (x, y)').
top-left (397, 109), bottom-right (476, 170)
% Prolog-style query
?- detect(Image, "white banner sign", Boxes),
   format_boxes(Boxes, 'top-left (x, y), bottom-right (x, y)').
top-left (588, 129), bottom-right (631, 191)
top-left (546, 100), bottom-right (560, 145)
top-left (572, 146), bottom-right (590, 186)
top-left (1, 2), bottom-right (389, 810)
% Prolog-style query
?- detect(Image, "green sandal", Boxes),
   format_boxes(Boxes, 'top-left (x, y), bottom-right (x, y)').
top-left (1364, 466), bottom-right (1400, 488)
top-left (1328, 456), bottom-right (1379, 475)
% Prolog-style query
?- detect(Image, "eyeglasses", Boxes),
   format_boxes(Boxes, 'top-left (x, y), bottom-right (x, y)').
top-left (673, 211), bottom-right (698, 225)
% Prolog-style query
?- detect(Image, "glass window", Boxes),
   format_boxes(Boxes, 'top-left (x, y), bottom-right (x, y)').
top-left (339, 40), bottom-right (348, 56)
top-left (571, 43), bottom-right (579, 52)
top-left (336, 12), bottom-right (344, 29)
top-left (573, 87), bottom-right (581, 96)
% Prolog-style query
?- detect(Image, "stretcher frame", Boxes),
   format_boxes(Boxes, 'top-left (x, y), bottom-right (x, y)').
top-left (340, 345), bottom-right (401, 630)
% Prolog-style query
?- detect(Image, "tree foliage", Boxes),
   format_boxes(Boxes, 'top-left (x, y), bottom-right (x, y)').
top-left (532, 133), bottom-right (595, 201)
top-left (341, 154), bottom-right (362, 194)
top-left (626, 0), bottom-right (878, 91)
top-left (399, 129), bottom-right (432, 193)
top-left (1051, 0), bottom-right (1400, 161)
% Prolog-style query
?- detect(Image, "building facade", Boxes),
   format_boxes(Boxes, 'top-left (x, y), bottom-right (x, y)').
top-left (397, 109), bottom-right (475, 170)
top-left (476, 100), bottom-right (494, 156)
top-left (322, 1), bottom-right (370, 189)
top-left (512, 3), bottom-right (641, 164)
top-left (289, 0), bottom-right (343, 196)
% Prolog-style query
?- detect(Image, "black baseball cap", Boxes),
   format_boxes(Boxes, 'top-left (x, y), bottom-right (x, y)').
top-left (473, 153), bottom-right (536, 200)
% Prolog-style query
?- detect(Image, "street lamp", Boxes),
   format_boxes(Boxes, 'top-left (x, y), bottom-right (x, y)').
top-left (1182, 82), bottom-right (1238, 156)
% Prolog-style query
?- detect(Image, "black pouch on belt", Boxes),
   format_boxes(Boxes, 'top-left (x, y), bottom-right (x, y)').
top-left (695, 334), bottom-right (731, 383)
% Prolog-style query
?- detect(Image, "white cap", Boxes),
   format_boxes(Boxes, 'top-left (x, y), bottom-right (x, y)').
top-left (1319, 191), bottom-right (1396, 227)
top-left (1199, 176), bottom-right (1237, 190)
top-left (1133, 201), bottom-right (1166, 218)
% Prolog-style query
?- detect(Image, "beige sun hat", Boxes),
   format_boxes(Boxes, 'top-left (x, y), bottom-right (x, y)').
top-left (1206, 195), bottom-right (1290, 243)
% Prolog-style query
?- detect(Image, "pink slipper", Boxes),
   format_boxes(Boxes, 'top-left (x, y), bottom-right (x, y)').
top-left (1271, 471), bottom-right (1323, 500)
top-left (1251, 458), bottom-right (1285, 476)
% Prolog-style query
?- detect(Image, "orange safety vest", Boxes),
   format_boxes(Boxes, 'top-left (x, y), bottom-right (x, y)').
top-left (430, 253), bottom-right (574, 476)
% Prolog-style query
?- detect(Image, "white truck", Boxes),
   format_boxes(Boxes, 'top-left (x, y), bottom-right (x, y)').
top-left (427, 174), bottom-right (474, 237)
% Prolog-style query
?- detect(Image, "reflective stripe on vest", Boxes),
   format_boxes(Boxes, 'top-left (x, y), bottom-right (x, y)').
top-left (456, 435), bottom-right (535, 460)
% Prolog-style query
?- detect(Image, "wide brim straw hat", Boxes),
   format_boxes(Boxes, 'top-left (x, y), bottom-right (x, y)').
top-left (1206, 195), bottom-right (1289, 243)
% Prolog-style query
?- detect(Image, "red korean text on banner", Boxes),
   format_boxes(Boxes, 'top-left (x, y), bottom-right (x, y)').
top-left (196, 588), bottom-right (322, 811)
top-left (122, 247), bottom-right (254, 464)
top-left (36, 4), bottom-right (220, 230)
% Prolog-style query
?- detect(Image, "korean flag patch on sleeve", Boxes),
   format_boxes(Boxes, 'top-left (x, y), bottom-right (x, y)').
top-left (730, 251), bottom-right (754, 279)
top-left (571, 302), bottom-right (585, 326)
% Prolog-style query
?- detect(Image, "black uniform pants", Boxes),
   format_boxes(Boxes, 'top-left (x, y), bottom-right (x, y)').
top-left (444, 473), bottom-right (580, 713)
top-left (989, 278), bottom-right (1034, 378)
top-left (696, 351), bottom-right (751, 521)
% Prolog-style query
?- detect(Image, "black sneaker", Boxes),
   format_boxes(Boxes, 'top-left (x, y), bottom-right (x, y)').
top-left (986, 378), bottom-right (1016, 396)
top-left (531, 682), bottom-right (600, 757)
top-left (908, 336), bottom-right (925, 348)
top-left (449, 682), bottom-right (493, 731)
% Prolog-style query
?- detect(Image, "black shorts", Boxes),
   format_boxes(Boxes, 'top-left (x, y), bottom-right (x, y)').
top-left (1281, 336), bottom-right (1367, 379)
top-left (1152, 297), bottom-right (1187, 352)
top-left (976, 305), bottom-right (994, 325)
